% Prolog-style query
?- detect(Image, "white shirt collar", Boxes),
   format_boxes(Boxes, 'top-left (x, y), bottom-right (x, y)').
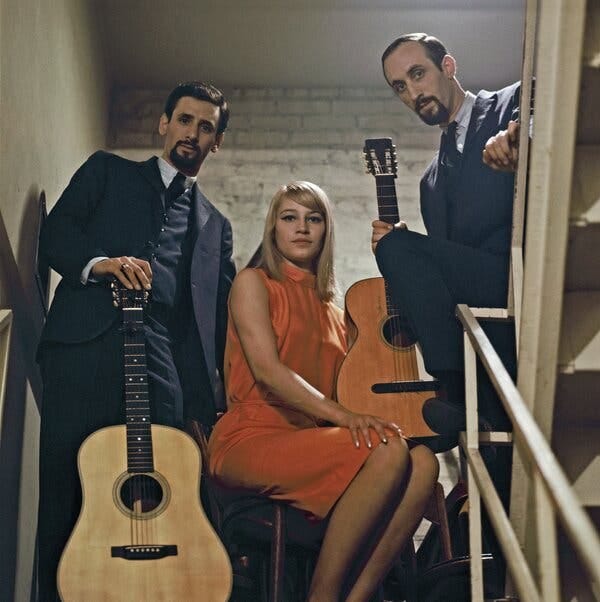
top-left (440, 91), bottom-right (476, 152)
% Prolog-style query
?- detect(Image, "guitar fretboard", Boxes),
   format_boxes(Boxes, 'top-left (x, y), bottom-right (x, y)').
top-left (123, 307), bottom-right (154, 473)
top-left (376, 175), bottom-right (401, 225)
top-left (375, 174), bottom-right (403, 317)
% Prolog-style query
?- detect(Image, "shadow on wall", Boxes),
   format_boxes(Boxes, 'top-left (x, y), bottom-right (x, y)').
top-left (0, 185), bottom-right (47, 602)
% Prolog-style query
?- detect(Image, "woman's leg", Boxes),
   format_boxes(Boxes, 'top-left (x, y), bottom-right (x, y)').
top-left (345, 444), bottom-right (439, 601)
top-left (308, 439), bottom-right (438, 601)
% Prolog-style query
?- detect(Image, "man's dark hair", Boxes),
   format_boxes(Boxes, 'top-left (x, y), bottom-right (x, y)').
top-left (381, 33), bottom-right (448, 74)
top-left (163, 81), bottom-right (230, 134)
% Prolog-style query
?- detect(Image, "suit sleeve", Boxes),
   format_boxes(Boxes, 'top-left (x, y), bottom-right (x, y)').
top-left (215, 217), bottom-right (236, 375)
top-left (39, 151), bottom-right (111, 287)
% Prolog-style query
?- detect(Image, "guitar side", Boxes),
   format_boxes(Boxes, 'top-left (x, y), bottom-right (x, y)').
top-left (337, 278), bottom-right (436, 437)
top-left (57, 425), bottom-right (232, 602)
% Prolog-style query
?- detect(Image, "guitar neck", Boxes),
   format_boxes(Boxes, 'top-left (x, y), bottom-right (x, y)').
top-left (374, 174), bottom-right (404, 316)
top-left (122, 306), bottom-right (154, 473)
top-left (375, 174), bottom-right (400, 225)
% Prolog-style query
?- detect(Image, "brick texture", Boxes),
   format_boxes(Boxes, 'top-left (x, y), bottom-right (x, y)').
top-left (111, 86), bottom-right (440, 293)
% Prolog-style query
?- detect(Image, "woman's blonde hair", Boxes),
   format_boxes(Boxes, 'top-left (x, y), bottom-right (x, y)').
top-left (257, 181), bottom-right (338, 302)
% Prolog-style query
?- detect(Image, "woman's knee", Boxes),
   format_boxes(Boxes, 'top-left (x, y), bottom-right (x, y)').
top-left (410, 444), bottom-right (440, 481)
top-left (371, 435), bottom-right (409, 475)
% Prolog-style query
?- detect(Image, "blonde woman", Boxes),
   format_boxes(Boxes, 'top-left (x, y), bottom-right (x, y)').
top-left (208, 182), bottom-right (438, 601)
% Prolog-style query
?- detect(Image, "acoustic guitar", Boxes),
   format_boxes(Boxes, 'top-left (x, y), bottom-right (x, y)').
top-left (57, 284), bottom-right (232, 601)
top-left (336, 137), bottom-right (439, 437)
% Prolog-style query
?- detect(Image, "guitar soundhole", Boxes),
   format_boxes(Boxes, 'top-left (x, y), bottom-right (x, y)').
top-left (381, 315), bottom-right (417, 349)
top-left (120, 474), bottom-right (164, 514)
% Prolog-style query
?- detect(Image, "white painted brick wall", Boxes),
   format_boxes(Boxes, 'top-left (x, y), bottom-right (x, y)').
top-left (111, 86), bottom-right (440, 295)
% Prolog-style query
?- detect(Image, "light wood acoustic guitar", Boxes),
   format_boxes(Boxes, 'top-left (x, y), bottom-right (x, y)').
top-left (336, 137), bottom-right (439, 438)
top-left (57, 284), bottom-right (232, 601)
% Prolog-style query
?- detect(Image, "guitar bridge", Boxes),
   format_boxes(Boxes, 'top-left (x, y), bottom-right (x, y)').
top-left (371, 380), bottom-right (440, 394)
top-left (111, 545), bottom-right (178, 560)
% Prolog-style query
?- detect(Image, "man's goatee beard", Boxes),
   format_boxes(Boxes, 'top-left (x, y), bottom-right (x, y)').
top-left (169, 145), bottom-right (200, 171)
top-left (417, 98), bottom-right (450, 126)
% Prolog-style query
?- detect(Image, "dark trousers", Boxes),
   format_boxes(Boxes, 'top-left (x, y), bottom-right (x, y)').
top-left (375, 228), bottom-right (516, 430)
top-left (38, 326), bottom-right (124, 601)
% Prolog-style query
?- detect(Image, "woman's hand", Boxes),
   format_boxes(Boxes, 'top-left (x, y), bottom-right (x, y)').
top-left (338, 409), bottom-right (403, 449)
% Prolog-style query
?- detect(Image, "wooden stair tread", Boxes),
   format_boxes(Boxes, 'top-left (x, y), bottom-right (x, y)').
top-left (552, 426), bottom-right (600, 507)
top-left (558, 291), bottom-right (600, 372)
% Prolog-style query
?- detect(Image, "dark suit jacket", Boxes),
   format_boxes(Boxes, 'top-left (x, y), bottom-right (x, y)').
top-left (39, 151), bottom-right (236, 408)
top-left (420, 82), bottom-right (521, 255)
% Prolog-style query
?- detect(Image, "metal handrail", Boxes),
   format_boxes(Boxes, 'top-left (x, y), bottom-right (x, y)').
top-left (456, 303), bottom-right (600, 600)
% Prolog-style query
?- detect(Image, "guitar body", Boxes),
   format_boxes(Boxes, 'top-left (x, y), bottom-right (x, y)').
top-left (337, 278), bottom-right (436, 437)
top-left (58, 425), bottom-right (232, 601)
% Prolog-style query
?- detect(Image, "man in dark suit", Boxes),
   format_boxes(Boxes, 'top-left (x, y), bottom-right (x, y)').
top-left (371, 33), bottom-right (523, 597)
top-left (371, 33), bottom-right (521, 444)
top-left (37, 81), bottom-right (236, 600)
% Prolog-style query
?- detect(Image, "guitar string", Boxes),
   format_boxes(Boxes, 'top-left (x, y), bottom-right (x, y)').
top-left (377, 180), bottom-right (404, 384)
top-left (377, 180), bottom-right (421, 406)
top-left (125, 308), bottom-right (154, 548)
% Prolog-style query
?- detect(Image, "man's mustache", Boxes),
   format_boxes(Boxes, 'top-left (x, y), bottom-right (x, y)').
top-left (416, 96), bottom-right (438, 112)
top-left (176, 140), bottom-right (200, 151)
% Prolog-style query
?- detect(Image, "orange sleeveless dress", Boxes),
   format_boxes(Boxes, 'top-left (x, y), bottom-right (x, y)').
top-left (207, 263), bottom-right (373, 519)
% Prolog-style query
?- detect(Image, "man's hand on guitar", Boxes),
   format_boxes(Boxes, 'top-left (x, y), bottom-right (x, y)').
top-left (92, 256), bottom-right (152, 290)
top-left (371, 219), bottom-right (407, 253)
top-left (482, 120), bottom-right (519, 172)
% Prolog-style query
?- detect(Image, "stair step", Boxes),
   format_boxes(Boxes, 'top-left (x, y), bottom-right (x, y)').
top-left (558, 291), bottom-right (600, 372)
top-left (570, 146), bottom-right (600, 223)
top-left (577, 69), bottom-right (600, 143)
top-left (555, 372), bottom-right (600, 423)
top-left (565, 224), bottom-right (600, 290)
top-left (552, 426), bottom-right (600, 507)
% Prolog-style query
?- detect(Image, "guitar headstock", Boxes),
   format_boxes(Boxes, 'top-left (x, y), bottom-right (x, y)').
top-left (363, 138), bottom-right (398, 179)
top-left (111, 280), bottom-right (150, 309)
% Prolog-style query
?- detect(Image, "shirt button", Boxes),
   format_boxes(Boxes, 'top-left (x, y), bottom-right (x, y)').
top-left (160, 227), bottom-right (165, 232)
top-left (156, 244), bottom-right (161, 248)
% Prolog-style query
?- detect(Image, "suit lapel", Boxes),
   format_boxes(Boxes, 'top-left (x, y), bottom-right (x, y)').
top-left (190, 185), bottom-right (218, 391)
top-left (137, 156), bottom-right (167, 234)
top-left (138, 156), bottom-right (165, 197)
top-left (423, 148), bottom-right (448, 240)
top-left (463, 91), bottom-right (496, 158)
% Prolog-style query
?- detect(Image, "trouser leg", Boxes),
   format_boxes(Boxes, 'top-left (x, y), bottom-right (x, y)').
top-left (37, 327), bottom-right (123, 601)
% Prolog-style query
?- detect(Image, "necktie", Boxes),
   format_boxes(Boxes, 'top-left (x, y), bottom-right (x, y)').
top-left (442, 121), bottom-right (461, 169)
top-left (165, 172), bottom-right (186, 206)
